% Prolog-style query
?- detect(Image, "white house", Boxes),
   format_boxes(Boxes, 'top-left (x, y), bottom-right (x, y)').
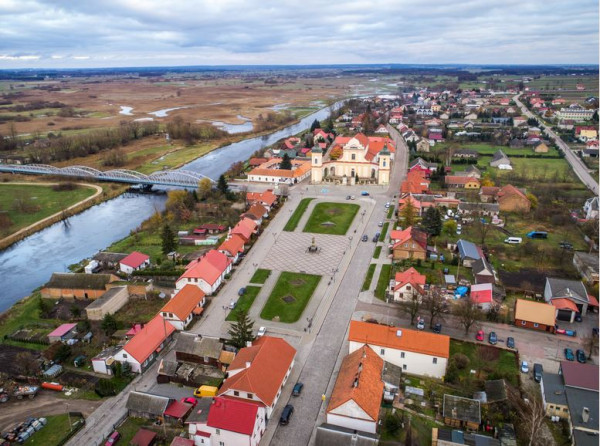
top-left (348, 320), bottom-right (449, 379)
top-left (119, 251), bottom-right (150, 275)
top-left (176, 250), bottom-right (232, 295)
top-left (159, 285), bottom-right (205, 331)
top-left (583, 197), bottom-right (599, 220)
top-left (390, 267), bottom-right (426, 302)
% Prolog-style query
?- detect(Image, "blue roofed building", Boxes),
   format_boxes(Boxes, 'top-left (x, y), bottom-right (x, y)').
top-left (457, 239), bottom-right (483, 268)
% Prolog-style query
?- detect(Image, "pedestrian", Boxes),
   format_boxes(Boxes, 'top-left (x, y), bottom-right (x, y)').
top-left (321, 393), bottom-right (326, 403)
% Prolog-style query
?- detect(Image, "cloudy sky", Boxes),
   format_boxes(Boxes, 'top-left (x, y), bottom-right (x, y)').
top-left (0, 0), bottom-right (598, 68)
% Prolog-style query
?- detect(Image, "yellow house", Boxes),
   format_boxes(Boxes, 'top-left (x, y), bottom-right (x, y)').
top-left (534, 142), bottom-right (549, 153)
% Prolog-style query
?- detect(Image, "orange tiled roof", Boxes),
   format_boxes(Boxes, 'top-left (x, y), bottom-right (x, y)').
top-left (161, 285), bottom-right (205, 321)
top-left (394, 267), bottom-right (426, 291)
top-left (123, 315), bottom-right (176, 364)
top-left (218, 234), bottom-right (245, 257)
top-left (349, 320), bottom-right (450, 359)
top-left (390, 226), bottom-right (427, 250)
top-left (326, 345), bottom-right (384, 422)
top-left (219, 336), bottom-right (296, 407)
top-left (247, 203), bottom-right (267, 219)
top-left (551, 298), bottom-right (579, 312)
top-left (179, 250), bottom-right (230, 285)
top-left (497, 184), bottom-right (528, 202)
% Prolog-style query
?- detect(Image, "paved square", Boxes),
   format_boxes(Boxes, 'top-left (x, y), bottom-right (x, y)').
top-left (262, 232), bottom-right (350, 275)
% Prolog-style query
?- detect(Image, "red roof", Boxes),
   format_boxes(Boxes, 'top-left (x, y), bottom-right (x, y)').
top-left (218, 234), bottom-right (245, 257)
top-left (470, 284), bottom-right (493, 304)
top-left (160, 285), bottom-right (205, 321)
top-left (249, 157), bottom-right (268, 167)
top-left (231, 220), bottom-right (253, 242)
top-left (394, 267), bottom-right (426, 291)
top-left (170, 438), bottom-right (195, 446)
top-left (207, 397), bottom-right (260, 435)
top-left (560, 361), bottom-right (599, 391)
top-left (130, 428), bottom-right (157, 446)
top-left (164, 400), bottom-right (192, 419)
top-left (497, 184), bottom-right (528, 202)
top-left (390, 226), bottom-right (427, 250)
top-left (551, 298), bottom-right (579, 312)
top-left (179, 250), bottom-right (231, 285)
top-left (120, 251), bottom-right (150, 268)
top-left (588, 295), bottom-right (599, 307)
top-left (445, 176), bottom-right (480, 186)
top-left (197, 224), bottom-right (226, 232)
top-left (246, 190), bottom-right (277, 207)
top-left (123, 315), bottom-right (175, 364)
top-left (126, 323), bottom-right (144, 337)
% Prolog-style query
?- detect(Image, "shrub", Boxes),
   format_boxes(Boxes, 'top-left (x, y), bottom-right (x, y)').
top-left (452, 353), bottom-right (470, 370)
top-left (95, 378), bottom-right (117, 397)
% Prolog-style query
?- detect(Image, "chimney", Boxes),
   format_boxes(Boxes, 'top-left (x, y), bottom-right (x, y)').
top-left (246, 361), bottom-right (252, 369)
top-left (246, 341), bottom-right (253, 348)
top-left (582, 407), bottom-right (590, 423)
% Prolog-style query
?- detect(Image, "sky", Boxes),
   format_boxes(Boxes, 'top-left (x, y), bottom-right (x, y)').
top-left (0, 0), bottom-right (598, 68)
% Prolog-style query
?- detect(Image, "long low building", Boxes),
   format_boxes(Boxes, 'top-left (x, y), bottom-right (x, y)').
top-left (247, 158), bottom-right (312, 184)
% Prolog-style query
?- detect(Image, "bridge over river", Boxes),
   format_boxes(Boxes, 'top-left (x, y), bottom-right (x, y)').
top-left (0, 164), bottom-right (213, 188)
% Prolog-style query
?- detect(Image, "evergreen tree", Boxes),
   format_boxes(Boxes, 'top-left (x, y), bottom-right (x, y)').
top-left (280, 153), bottom-right (292, 170)
top-left (161, 223), bottom-right (178, 255)
top-left (310, 119), bottom-right (320, 132)
top-left (228, 310), bottom-right (255, 349)
top-left (217, 174), bottom-right (230, 195)
top-left (399, 199), bottom-right (418, 227)
top-left (101, 314), bottom-right (118, 335)
top-left (421, 207), bottom-right (442, 236)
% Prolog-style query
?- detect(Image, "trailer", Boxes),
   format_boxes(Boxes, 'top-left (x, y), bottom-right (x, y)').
top-left (13, 385), bottom-right (39, 400)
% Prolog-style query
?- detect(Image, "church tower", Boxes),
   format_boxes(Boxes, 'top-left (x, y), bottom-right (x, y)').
top-left (378, 143), bottom-right (391, 185)
top-left (311, 144), bottom-right (323, 184)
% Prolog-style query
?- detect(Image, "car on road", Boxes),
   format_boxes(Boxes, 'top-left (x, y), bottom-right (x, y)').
top-left (433, 323), bottom-right (442, 333)
top-left (105, 431), bottom-right (121, 446)
top-left (533, 363), bottom-right (543, 383)
top-left (181, 397), bottom-right (198, 408)
top-left (385, 202), bottom-right (391, 208)
top-left (576, 349), bottom-right (587, 363)
top-left (564, 348), bottom-right (575, 361)
top-left (378, 221), bottom-right (383, 227)
top-left (476, 330), bottom-right (484, 341)
top-left (521, 361), bottom-right (529, 374)
top-left (361, 191), bottom-right (369, 196)
top-left (257, 326), bottom-right (267, 337)
top-left (488, 331), bottom-right (497, 345)
top-left (416, 318), bottom-right (425, 330)
top-left (361, 235), bottom-right (368, 242)
top-left (507, 337), bottom-right (515, 349)
top-left (346, 195), bottom-right (351, 200)
top-left (373, 232), bottom-right (380, 242)
top-left (350, 195), bottom-right (356, 200)
top-left (292, 382), bottom-right (304, 396)
top-left (279, 404), bottom-right (294, 425)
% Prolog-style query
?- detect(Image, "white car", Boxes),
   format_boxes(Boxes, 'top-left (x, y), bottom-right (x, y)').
top-left (416, 318), bottom-right (425, 330)
top-left (385, 202), bottom-right (391, 208)
top-left (257, 326), bottom-right (267, 337)
top-left (521, 360), bottom-right (529, 373)
top-left (378, 221), bottom-right (384, 227)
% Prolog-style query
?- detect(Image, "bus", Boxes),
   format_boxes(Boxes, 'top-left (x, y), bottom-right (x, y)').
top-left (527, 231), bottom-right (548, 239)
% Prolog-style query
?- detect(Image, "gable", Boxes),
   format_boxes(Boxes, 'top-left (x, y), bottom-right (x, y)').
top-left (329, 399), bottom-right (375, 421)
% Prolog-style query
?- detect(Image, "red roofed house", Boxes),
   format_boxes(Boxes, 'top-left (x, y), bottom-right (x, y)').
top-left (164, 400), bottom-right (193, 424)
top-left (390, 226), bottom-right (428, 261)
top-left (496, 185), bottom-right (531, 213)
top-left (313, 128), bottom-right (333, 142)
top-left (246, 189), bottom-right (278, 210)
top-left (469, 283), bottom-right (494, 311)
top-left (176, 250), bottom-right (233, 295)
top-left (326, 345), bottom-right (384, 434)
top-left (160, 285), bottom-right (206, 330)
top-left (218, 336), bottom-right (296, 418)
top-left (391, 267), bottom-right (426, 302)
top-left (48, 323), bottom-right (78, 343)
top-left (218, 234), bottom-right (246, 264)
top-left (119, 251), bottom-right (150, 275)
top-left (348, 320), bottom-right (449, 379)
top-left (248, 157), bottom-right (268, 167)
top-left (400, 170), bottom-right (430, 194)
top-left (242, 203), bottom-right (268, 225)
top-left (114, 315), bottom-right (176, 373)
top-left (444, 176), bottom-right (481, 189)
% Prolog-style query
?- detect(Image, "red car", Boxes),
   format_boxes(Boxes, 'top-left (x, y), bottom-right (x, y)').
top-left (105, 431), bottom-right (121, 446)
top-left (181, 397), bottom-right (198, 408)
top-left (475, 330), bottom-right (484, 341)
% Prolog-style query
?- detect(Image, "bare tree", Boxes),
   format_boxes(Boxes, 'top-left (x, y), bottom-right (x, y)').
top-left (453, 298), bottom-right (483, 334)
top-left (422, 287), bottom-right (448, 328)
top-left (472, 205), bottom-right (493, 246)
top-left (508, 388), bottom-right (548, 446)
top-left (399, 293), bottom-right (421, 325)
top-left (582, 334), bottom-right (599, 360)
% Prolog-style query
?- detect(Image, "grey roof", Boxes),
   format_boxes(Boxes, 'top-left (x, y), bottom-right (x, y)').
top-left (473, 258), bottom-right (494, 277)
top-left (484, 379), bottom-right (507, 403)
top-left (546, 278), bottom-right (588, 303)
top-left (184, 397), bottom-right (213, 424)
top-left (157, 359), bottom-right (179, 377)
top-left (490, 149), bottom-right (511, 166)
top-left (438, 429), bottom-right (501, 446)
top-left (572, 430), bottom-right (600, 446)
top-left (565, 387), bottom-right (599, 431)
top-left (573, 252), bottom-right (599, 273)
top-left (45, 273), bottom-right (114, 290)
top-left (126, 391), bottom-right (170, 416)
top-left (175, 333), bottom-right (223, 360)
top-left (85, 286), bottom-right (128, 310)
top-left (453, 149), bottom-right (479, 156)
top-left (443, 394), bottom-right (481, 424)
top-left (457, 239), bottom-right (481, 262)
top-left (382, 361), bottom-right (403, 388)
top-left (93, 252), bottom-right (129, 263)
top-left (315, 423), bottom-right (379, 446)
top-left (458, 203), bottom-right (499, 213)
top-left (542, 373), bottom-right (568, 406)
top-left (93, 345), bottom-right (123, 361)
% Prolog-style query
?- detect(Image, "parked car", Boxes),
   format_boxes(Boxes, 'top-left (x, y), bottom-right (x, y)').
top-left (346, 195), bottom-right (351, 200)
top-left (257, 326), bottom-right (267, 337)
top-left (476, 330), bottom-right (484, 341)
top-left (555, 326), bottom-right (577, 337)
top-left (559, 241), bottom-right (573, 250)
top-left (228, 301), bottom-right (236, 310)
top-left (416, 318), bottom-right (425, 330)
top-left (378, 221), bottom-right (383, 227)
top-left (238, 287), bottom-right (246, 296)
top-left (361, 235), bottom-right (368, 242)
top-left (361, 191), bottom-right (369, 196)
top-left (433, 323), bottom-right (442, 334)
top-left (385, 202), bottom-right (391, 208)
top-left (488, 332), bottom-right (497, 345)
top-left (279, 404), bottom-right (294, 425)
top-left (373, 232), bottom-right (380, 242)
top-left (564, 348), bottom-right (575, 361)
top-left (576, 349), bottom-right (587, 363)
top-left (507, 337), bottom-right (515, 349)
top-left (105, 431), bottom-right (121, 446)
top-left (520, 361), bottom-right (529, 374)
top-left (292, 382), bottom-right (304, 396)
top-left (533, 363), bottom-right (543, 383)
top-left (350, 195), bottom-right (356, 200)
top-left (181, 397), bottom-right (198, 408)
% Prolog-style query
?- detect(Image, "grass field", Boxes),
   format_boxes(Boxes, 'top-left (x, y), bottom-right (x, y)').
top-left (375, 264), bottom-right (392, 300)
top-left (0, 184), bottom-right (97, 235)
top-left (24, 414), bottom-right (83, 446)
top-left (283, 198), bottom-right (314, 232)
top-left (303, 202), bottom-right (359, 235)
top-left (0, 293), bottom-right (60, 343)
top-left (226, 286), bottom-right (261, 321)
top-left (450, 340), bottom-right (519, 386)
top-left (116, 417), bottom-right (158, 444)
top-left (249, 269), bottom-right (271, 284)
top-left (386, 205), bottom-right (395, 219)
top-left (379, 222), bottom-right (389, 242)
top-left (260, 272), bottom-right (321, 323)
top-left (373, 246), bottom-right (382, 259)
top-left (108, 229), bottom-right (203, 262)
top-left (362, 264), bottom-right (376, 291)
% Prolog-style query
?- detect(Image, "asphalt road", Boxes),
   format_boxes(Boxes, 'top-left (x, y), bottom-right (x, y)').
top-left (514, 94), bottom-right (599, 195)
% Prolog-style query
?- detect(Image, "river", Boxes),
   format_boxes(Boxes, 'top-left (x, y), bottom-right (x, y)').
top-left (0, 101), bottom-right (343, 311)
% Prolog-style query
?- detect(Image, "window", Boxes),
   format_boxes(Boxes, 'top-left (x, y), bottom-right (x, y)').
top-left (233, 391), bottom-right (239, 396)
top-left (403, 364), bottom-right (407, 370)
top-left (247, 393), bottom-right (254, 399)
top-left (219, 442), bottom-right (225, 446)
top-left (122, 353), bottom-right (128, 358)
top-left (563, 408), bottom-right (569, 413)
top-left (406, 286), bottom-right (411, 290)
top-left (401, 352), bottom-right (405, 358)
top-left (380, 348), bottom-right (385, 355)
top-left (383, 160), bottom-right (387, 167)
top-left (533, 323), bottom-right (539, 328)
top-left (216, 429), bottom-right (220, 435)
top-left (433, 358), bottom-right (438, 364)
top-left (351, 154), bottom-right (356, 160)
top-left (521, 321), bottom-right (526, 326)
top-left (204, 356), bottom-right (209, 363)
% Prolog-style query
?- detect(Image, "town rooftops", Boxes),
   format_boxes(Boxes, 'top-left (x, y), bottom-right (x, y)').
top-left (560, 361), bottom-right (599, 391)
top-left (551, 298), bottom-right (579, 312)
top-left (45, 272), bottom-right (116, 290)
top-left (219, 336), bottom-right (296, 407)
top-left (130, 428), bottom-right (157, 446)
top-left (443, 394), bottom-right (481, 424)
top-left (542, 373), bottom-right (568, 407)
top-left (207, 396), bottom-right (261, 435)
top-left (184, 398), bottom-right (213, 424)
top-left (175, 332), bottom-right (222, 359)
top-left (390, 226), bottom-right (428, 250)
top-left (457, 239), bottom-right (482, 261)
top-left (120, 251), bottom-right (150, 269)
top-left (126, 391), bottom-right (170, 416)
top-left (164, 400), bottom-right (192, 419)
top-left (160, 285), bottom-right (205, 321)
top-left (246, 189), bottom-right (277, 207)
top-left (85, 286), bottom-right (128, 310)
top-left (122, 315), bottom-right (176, 364)
top-left (565, 387), bottom-right (599, 432)
top-left (497, 184), bottom-right (528, 202)
top-left (48, 323), bottom-right (77, 339)
top-left (218, 234), bottom-right (245, 256)
top-left (93, 252), bottom-right (129, 263)
top-left (326, 345), bottom-right (384, 422)
top-left (349, 320), bottom-right (450, 359)
top-left (514, 299), bottom-right (556, 326)
top-left (546, 278), bottom-right (588, 302)
top-left (180, 250), bottom-right (232, 285)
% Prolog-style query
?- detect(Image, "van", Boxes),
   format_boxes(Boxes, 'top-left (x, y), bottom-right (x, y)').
top-left (194, 385), bottom-right (218, 398)
top-left (533, 363), bottom-right (543, 383)
top-left (279, 404), bottom-right (294, 425)
top-left (504, 237), bottom-right (522, 244)
top-left (527, 231), bottom-right (548, 239)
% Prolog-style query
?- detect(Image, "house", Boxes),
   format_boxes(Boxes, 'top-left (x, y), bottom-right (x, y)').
top-left (479, 186), bottom-right (500, 202)
top-left (130, 428), bottom-right (157, 446)
top-left (48, 323), bottom-right (78, 343)
top-left (164, 399), bottom-right (194, 425)
top-left (85, 286), bottom-right (130, 321)
top-left (454, 165), bottom-right (481, 179)
top-left (126, 391), bottom-right (170, 420)
top-left (409, 157), bottom-right (438, 177)
top-left (416, 139), bottom-right (430, 152)
top-left (313, 128), bottom-right (334, 142)
top-left (176, 250), bottom-right (233, 295)
top-left (218, 336), bottom-right (296, 417)
top-left (472, 258), bottom-right (495, 285)
top-left (489, 150), bottom-right (512, 170)
top-left (556, 105), bottom-right (595, 122)
top-left (469, 283), bottom-right (494, 311)
top-left (119, 251), bottom-right (151, 275)
top-left (432, 428), bottom-right (500, 446)
top-left (544, 278), bottom-right (590, 320)
top-left (573, 251), bottom-right (599, 284)
top-left (375, 124), bottom-right (388, 134)
top-left (247, 158), bottom-right (312, 184)
top-left (457, 203), bottom-right (499, 218)
top-left (583, 148), bottom-right (599, 158)
top-left (326, 345), bottom-right (384, 434)
top-left (390, 267), bottom-right (426, 302)
top-left (217, 234), bottom-right (246, 263)
top-left (497, 185), bottom-right (531, 212)
top-left (246, 189), bottom-right (278, 210)
top-left (160, 285), bottom-right (206, 330)
top-left (175, 333), bottom-right (223, 368)
top-left (576, 126), bottom-right (598, 141)
top-left (456, 239), bottom-right (482, 267)
top-left (443, 394), bottom-right (481, 429)
top-left (113, 315), bottom-right (176, 373)
top-left (390, 226), bottom-right (428, 261)
top-left (41, 273), bottom-right (119, 299)
top-left (91, 345), bottom-right (121, 375)
top-left (400, 171), bottom-right (430, 194)
top-left (242, 203), bottom-right (268, 224)
top-left (513, 116), bottom-right (528, 127)
top-left (348, 320), bottom-right (450, 379)
top-left (541, 372), bottom-right (570, 419)
top-left (315, 424), bottom-right (379, 446)
top-left (194, 224), bottom-right (226, 234)
top-left (534, 142), bottom-right (549, 153)
top-left (93, 252), bottom-right (129, 270)
top-left (514, 299), bottom-right (556, 333)
top-left (248, 157), bottom-right (268, 167)
top-left (583, 197), bottom-right (599, 220)
top-left (444, 176), bottom-right (480, 189)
